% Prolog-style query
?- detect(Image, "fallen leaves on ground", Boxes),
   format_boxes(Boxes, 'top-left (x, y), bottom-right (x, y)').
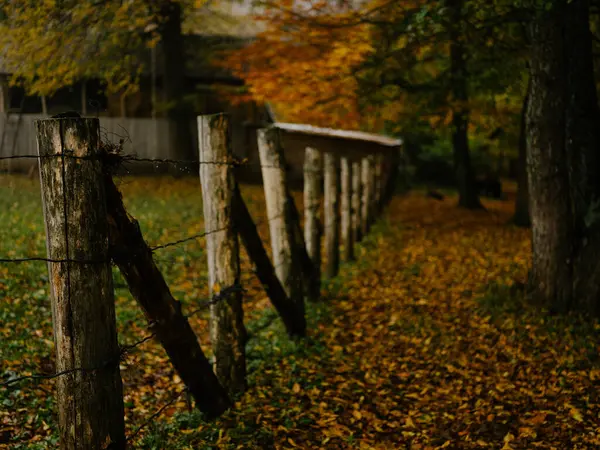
top-left (2, 177), bottom-right (600, 449)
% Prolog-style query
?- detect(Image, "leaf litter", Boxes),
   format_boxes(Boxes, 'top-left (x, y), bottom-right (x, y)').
top-left (2, 177), bottom-right (600, 449)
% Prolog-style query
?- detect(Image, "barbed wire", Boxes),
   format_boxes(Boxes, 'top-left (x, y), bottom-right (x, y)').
top-left (0, 153), bottom-right (281, 169)
top-left (0, 282), bottom-right (244, 388)
top-left (0, 205), bottom-right (289, 264)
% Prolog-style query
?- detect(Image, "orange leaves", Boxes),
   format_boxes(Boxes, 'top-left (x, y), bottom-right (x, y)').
top-left (220, 2), bottom-right (376, 130)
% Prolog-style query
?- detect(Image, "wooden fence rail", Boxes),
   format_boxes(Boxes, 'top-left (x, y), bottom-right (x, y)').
top-left (26, 114), bottom-right (399, 449)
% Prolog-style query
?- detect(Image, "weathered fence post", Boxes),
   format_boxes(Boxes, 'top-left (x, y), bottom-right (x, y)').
top-left (303, 147), bottom-right (322, 285)
top-left (324, 153), bottom-right (340, 279)
top-left (352, 160), bottom-right (362, 243)
top-left (232, 184), bottom-right (306, 336)
top-left (361, 156), bottom-right (372, 236)
top-left (257, 127), bottom-right (305, 320)
top-left (340, 157), bottom-right (354, 262)
top-left (36, 117), bottom-right (126, 450)
top-left (199, 113), bottom-right (246, 395)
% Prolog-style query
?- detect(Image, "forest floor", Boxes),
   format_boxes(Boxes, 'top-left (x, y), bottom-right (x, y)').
top-left (2, 177), bottom-right (600, 449)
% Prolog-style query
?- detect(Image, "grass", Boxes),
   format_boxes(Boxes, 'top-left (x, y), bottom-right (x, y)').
top-left (0, 174), bottom-right (290, 447)
top-left (0, 173), bottom-right (388, 449)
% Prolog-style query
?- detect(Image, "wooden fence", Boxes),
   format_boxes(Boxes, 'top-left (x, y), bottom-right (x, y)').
top-left (1, 114), bottom-right (399, 449)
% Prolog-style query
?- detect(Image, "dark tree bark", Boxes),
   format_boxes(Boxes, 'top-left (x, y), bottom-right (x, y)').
top-left (513, 78), bottom-right (531, 227)
top-left (526, 0), bottom-right (600, 314)
top-left (447, 0), bottom-right (482, 209)
top-left (564, 0), bottom-right (600, 312)
top-left (527, 0), bottom-right (573, 313)
top-left (159, 1), bottom-right (195, 164)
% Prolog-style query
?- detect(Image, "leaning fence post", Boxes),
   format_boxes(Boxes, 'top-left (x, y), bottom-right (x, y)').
top-left (324, 153), bottom-right (340, 279)
top-left (361, 156), bottom-right (372, 236)
top-left (303, 147), bottom-right (322, 286)
top-left (257, 127), bottom-right (305, 320)
top-left (199, 113), bottom-right (246, 395)
top-left (340, 157), bottom-right (354, 262)
top-left (352, 160), bottom-right (362, 243)
top-left (232, 184), bottom-right (306, 336)
top-left (36, 117), bottom-right (125, 450)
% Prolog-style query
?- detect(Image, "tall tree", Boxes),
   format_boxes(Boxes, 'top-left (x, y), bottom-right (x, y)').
top-left (447, 0), bottom-right (481, 208)
top-left (158, 0), bottom-right (195, 162)
top-left (225, 0), bottom-right (528, 209)
top-left (527, 0), bottom-right (600, 314)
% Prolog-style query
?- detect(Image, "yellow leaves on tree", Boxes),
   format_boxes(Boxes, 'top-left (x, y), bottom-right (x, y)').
top-left (0, 0), bottom-right (159, 96)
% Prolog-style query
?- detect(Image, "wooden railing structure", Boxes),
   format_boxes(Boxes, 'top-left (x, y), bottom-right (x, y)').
top-left (0, 113), bottom-right (401, 449)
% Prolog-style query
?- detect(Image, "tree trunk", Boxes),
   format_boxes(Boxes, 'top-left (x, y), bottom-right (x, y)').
top-left (513, 78), bottom-right (531, 227)
top-left (527, 0), bottom-right (573, 313)
top-left (159, 1), bottom-right (195, 164)
top-left (565, 0), bottom-right (600, 313)
top-left (36, 118), bottom-right (126, 450)
top-left (198, 114), bottom-right (246, 395)
top-left (448, 0), bottom-right (481, 209)
top-left (528, 0), bottom-right (600, 315)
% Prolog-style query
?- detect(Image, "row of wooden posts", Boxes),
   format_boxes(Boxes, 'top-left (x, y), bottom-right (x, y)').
top-left (33, 113), bottom-right (396, 449)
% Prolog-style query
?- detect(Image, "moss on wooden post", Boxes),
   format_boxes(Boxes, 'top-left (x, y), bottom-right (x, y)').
top-left (199, 113), bottom-right (246, 395)
top-left (36, 117), bottom-right (126, 450)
